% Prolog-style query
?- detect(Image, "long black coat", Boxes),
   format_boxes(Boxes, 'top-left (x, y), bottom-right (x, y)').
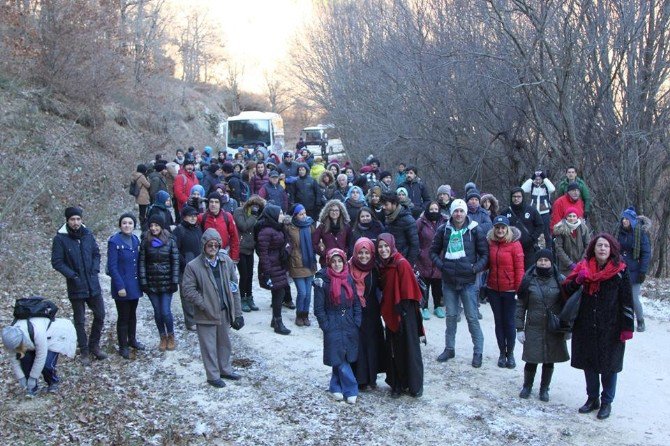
top-left (172, 221), bottom-right (203, 277)
top-left (139, 232), bottom-right (180, 294)
top-left (51, 224), bottom-right (102, 299)
top-left (563, 268), bottom-right (634, 373)
top-left (385, 207), bottom-right (419, 265)
top-left (352, 270), bottom-right (387, 385)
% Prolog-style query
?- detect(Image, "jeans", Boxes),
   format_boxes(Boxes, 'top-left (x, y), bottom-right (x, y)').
top-left (420, 277), bottom-right (443, 309)
top-left (443, 282), bottom-right (484, 354)
top-left (294, 276), bottom-right (314, 313)
top-left (585, 370), bottom-right (618, 404)
top-left (631, 283), bottom-right (644, 322)
top-left (114, 299), bottom-right (139, 347)
top-left (329, 362), bottom-right (358, 398)
top-left (487, 290), bottom-right (517, 353)
top-left (147, 292), bottom-right (174, 335)
top-left (70, 294), bottom-right (106, 353)
top-left (237, 253), bottom-right (254, 298)
top-left (20, 350), bottom-right (60, 386)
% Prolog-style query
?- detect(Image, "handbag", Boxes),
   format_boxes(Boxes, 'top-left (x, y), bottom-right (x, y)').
top-left (558, 287), bottom-right (583, 331)
top-left (536, 280), bottom-right (568, 334)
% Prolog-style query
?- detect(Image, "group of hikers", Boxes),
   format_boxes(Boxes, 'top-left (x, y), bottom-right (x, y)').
top-left (2, 144), bottom-right (651, 419)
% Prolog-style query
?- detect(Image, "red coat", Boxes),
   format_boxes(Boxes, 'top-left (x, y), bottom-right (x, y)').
top-left (197, 211), bottom-right (240, 261)
top-left (174, 170), bottom-right (200, 211)
top-left (486, 228), bottom-right (525, 292)
top-left (379, 253), bottom-right (423, 333)
top-left (550, 194), bottom-right (585, 234)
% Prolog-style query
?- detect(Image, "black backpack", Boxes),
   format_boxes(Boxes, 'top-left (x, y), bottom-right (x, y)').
top-left (129, 177), bottom-right (140, 197)
top-left (12, 297), bottom-right (59, 343)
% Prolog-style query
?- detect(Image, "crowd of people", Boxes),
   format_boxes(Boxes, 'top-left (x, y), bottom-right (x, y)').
top-left (1, 144), bottom-right (652, 419)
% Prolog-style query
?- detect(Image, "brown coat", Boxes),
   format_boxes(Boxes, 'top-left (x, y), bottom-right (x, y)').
top-left (553, 219), bottom-right (591, 276)
top-left (286, 223), bottom-right (317, 278)
top-left (132, 171), bottom-right (151, 205)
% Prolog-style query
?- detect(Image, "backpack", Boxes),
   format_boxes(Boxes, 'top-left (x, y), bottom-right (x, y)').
top-left (12, 297), bottom-right (58, 343)
top-left (240, 181), bottom-right (251, 202)
top-left (129, 177), bottom-right (140, 197)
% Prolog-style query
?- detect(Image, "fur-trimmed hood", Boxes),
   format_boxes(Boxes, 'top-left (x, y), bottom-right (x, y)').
top-left (242, 194), bottom-right (266, 213)
top-left (319, 170), bottom-right (335, 186)
top-left (480, 193), bottom-right (499, 215)
top-left (487, 225), bottom-right (522, 243)
top-left (318, 199), bottom-right (350, 225)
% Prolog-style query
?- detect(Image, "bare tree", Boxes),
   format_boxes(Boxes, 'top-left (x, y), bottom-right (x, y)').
top-left (264, 70), bottom-right (294, 114)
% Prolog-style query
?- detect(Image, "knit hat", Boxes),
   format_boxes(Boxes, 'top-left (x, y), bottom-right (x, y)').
top-left (465, 188), bottom-right (481, 202)
top-left (137, 164), bottom-right (147, 174)
top-left (208, 163), bottom-right (221, 174)
top-left (492, 215), bottom-right (510, 227)
top-left (181, 205), bottom-right (198, 217)
top-left (293, 204), bottom-right (305, 216)
top-left (621, 206), bottom-right (638, 228)
top-left (450, 199), bottom-right (467, 214)
top-left (190, 185), bottom-right (205, 197)
top-left (1, 325), bottom-right (23, 350)
top-left (564, 206), bottom-right (579, 218)
top-left (155, 190), bottom-right (170, 204)
top-left (64, 206), bottom-right (83, 220)
top-left (203, 146), bottom-right (212, 155)
top-left (118, 212), bottom-right (137, 228)
top-left (183, 158), bottom-right (195, 166)
top-left (207, 191), bottom-right (222, 202)
top-left (379, 171), bottom-right (392, 181)
top-left (464, 182), bottom-right (477, 194)
top-left (437, 184), bottom-right (452, 196)
top-left (567, 182), bottom-right (580, 192)
top-left (221, 162), bottom-right (234, 174)
top-left (535, 248), bottom-right (554, 263)
top-left (147, 213), bottom-right (165, 228)
top-left (154, 162), bottom-right (166, 172)
top-left (396, 187), bottom-right (408, 196)
top-left (283, 151), bottom-right (293, 159)
top-left (214, 182), bottom-right (227, 191)
top-left (269, 170), bottom-right (279, 178)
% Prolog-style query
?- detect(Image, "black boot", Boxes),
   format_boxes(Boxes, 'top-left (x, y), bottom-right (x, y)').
top-left (539, 365), bottom-right (553, 402)
top-left (273, 317), bottom-right (291, 335)
top-left (579, 397), bottom-right (600, 413)
top-left (506, 349), bottom-right (516, 369)
top-left (497, 350), bottom-right (507, 368)
top-left (119, 346), bottom-right (130, 360)
top-left (519, 366), bottom-right (536, 399)
top-left (597, 403), bottom-right (612, 419)
top-left (248, 295), bottom-right (259, 311)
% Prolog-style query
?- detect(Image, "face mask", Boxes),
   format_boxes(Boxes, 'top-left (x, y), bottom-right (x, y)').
top-left (426, 211), bottom-right (441, 222)
top-left (536, 266), bottom-right (552, 278)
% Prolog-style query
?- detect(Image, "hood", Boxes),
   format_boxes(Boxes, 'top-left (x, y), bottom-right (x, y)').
top-left (480, 193), bottom-right (499, 214)
top-left (242, 195), bottom-right (267, 212)
top-left (262, 204), bottom-right (282, 223)
top-left (318, 199), bottom-right (350, 225)
top-left (319, 170), bottom-right (335, 186)
top-left (201, 228), bottom-right (222, 253)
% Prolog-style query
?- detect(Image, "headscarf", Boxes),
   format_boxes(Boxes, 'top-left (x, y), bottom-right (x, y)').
top-left (326, 248), bottom-right (353, 305)
top-left (376, 233), bottom-right (400, 267)
top-left (349, 238), bottom-right (375, 307)
top-left (345, 186), bottom-right (366, 204)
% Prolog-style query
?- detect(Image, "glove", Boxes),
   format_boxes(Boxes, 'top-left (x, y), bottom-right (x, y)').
top-left (18, 377), bottom-right (27, 389)
top-left (169, 283), bottom-right (178, 293)
top-left (638, 273), bottom-right (646, 283)
top-left (620, 330), bottom-right (633, 342)
top-left (231, 316), bottom-right (245, 330)
top-left (26, 377), bottom-right (38, 395)
top-left (118, 289), bottom-right (127, 297)
top-left (569, 263), bottom-right (577, 271)
top-left (517, 331), bottom-right (526, 344)
top-left (575, 269), bottom-right (588, 285)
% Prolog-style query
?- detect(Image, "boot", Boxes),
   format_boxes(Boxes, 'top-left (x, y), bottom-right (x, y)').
top-left (248, 296), bottom-right (259, 311)
top-left (166, 334), bottom-right (176, 351)
top-left (159, 335), bottom-right (168, 352)
top-left (437, 348), bottom-right (455, 362)
top-left (119, 346), bottom-right (131, 360)
top-left (519, 367), bottom-right (536, 399)
top-left (282, 299), bottom-right (296, 310)
top-left (597, 403), bottom-right (612, 420)
top-left (506, 350), bottom-right (516, 369)
top-left (303, 313), bottom-right (312, 327)
top-left (295, 312), bottom-right (304, 327)
top-left (579, 397), bottom-right (600, 413)
top-left (129, 340), bottom-right (146, 350)
top-left (90, 346), bottom-right (108, 360)
top-left (497, 350), bottom-right (507, 368)
top-left (538, 366), bottom-right (553, 402)
top-left (273, 317), bottom-right (291, 335)
top-left (241, 297), bottom-right (251, 313)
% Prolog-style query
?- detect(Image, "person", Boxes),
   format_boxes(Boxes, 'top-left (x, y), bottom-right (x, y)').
top-left (181, 229), bottom-right (244, 388)
top-left (366, 186), bottom-right (386, 224)
top-left (296, 137), bottom-right (306, 150)
top-left (521, 170), bottom-right (555, 249)
top-left (259, 169), bottom-right (289, 212)
top-left (174, 149), bottom-right (185, 166)
top-left (198, 192), bottom-right (240, 263)
top-left (516, 249), bottom-right (569, 401)
top-left (556, 166), bottom-right (591, 218)
top-left (2, 316), bottom-right (76, 395)
top-left (146, 190), bottom-right (174, 231)
top-left (480, 193), bottom-right (499, 219)
top-left (290, 163), bottom-right (321, 219)
top-left (131, 164), bottom-right (151, 227)
top-left (187, 185), bottom-right (207, 214)
top-left (349, 206), bottom-right (385, 251)
top-left (500, 188), bottom-right (544, 269)
top-left (395, 187), bottom-right (414, 213)
top-left (399, 166), bottom-right (431, 219)
top-left (286, 204), bottom-right (318, 326)
top-left (563, 233), bottom-right (634, 420)
top-left (349, 238), bottom-right (386, 390)
top-left (107, 213), bottom-right (145, 359)
top-left (344, 186), bottom-right (366, 224)
top-left (173, 158), bottom-right (199, 214)
top-left (172, 205), bottom-right (203, 331)
top-left (377, 233), bottom-right (424, 398)
top-left (256, 204), bottom-right (292, 335)
top-left (313, 199), bottom-right (352, 268)
top-left (250, 161), bottom-right (269, 195)
top-left (221, 162), bottom-right (246, 203)
top-left (550, 182), bottom-right (585, 232)
top-left (430, 199), bottom-right (488, 367)
top-left (313, 248), bottom-right (362, 404)
top-left (436, 184), bottom-right (454, 219)
top-left (416, 201), bottom-right (446, 320)
top-left (380, 192), bottom-right (419, 266)
top-left (332, 173), bottom-right (351, 202)
top-left (139, 213), bottom-right (180, 351)
top-left (200, 163), bottom-right (222, 197)
top-left (486, 215), bottom-right (525, 368)
top-left (616, 207), bottom-right (651, 332)
top-left (278, 151), bottom-right (299, 178)
top-left (233, 195), bottom-right (265, 313)
top-left (553, 207), bottom-right (592, 276)
top-left (148, 162), bottom-right (169, 204)
top-left (394, 163), bottom-right (406, 187)
top-left (379, 171), bottom-right (395, 194)
top-left (310, 156), bottom-right (326, 181)
top-left (318, 170), bottom-right (336, 203)
top-left (51, 206), bottom-right (106, 366)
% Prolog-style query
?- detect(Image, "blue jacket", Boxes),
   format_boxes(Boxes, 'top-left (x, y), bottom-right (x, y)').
top-left (618, 226), bottom-right (651, 284)
top-left (467, 206), bottom-right (493, 234)
top-left (429, 217), bottom-right (489, 286)
top-left (106, 232), bottom-right (142, 300)
top-left (313, 269), bottom-right (362, 367)
top-left (51, 224), bottom-right (102, 299)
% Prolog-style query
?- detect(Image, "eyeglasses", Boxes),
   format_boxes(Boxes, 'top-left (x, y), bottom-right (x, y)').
top-left (205, 242), bottom-right (221, 248)
top-left (512, 195), bottom-right (523, 199)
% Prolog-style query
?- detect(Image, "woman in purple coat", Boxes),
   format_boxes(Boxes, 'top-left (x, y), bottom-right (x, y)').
top-left (416, 201), bottom-right (446, 320)
top-left (312, 199), bottom-right (352, 267)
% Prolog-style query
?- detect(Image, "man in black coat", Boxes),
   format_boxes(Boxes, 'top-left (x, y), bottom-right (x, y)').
top-left (381, 192), bottom-right (419, 265)
top-left (500, 187), bottom-right (544, 269)
top-left (172, 206), bottom-right (203, 331)
top-left (290, 163), bottom-right (321, 219)
top-left (50, 206), bottom-right (106, 365)
top-left (399, 166), bottom-right (431, 219)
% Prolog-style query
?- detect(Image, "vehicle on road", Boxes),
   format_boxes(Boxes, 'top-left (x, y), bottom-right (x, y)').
top-left (226, 111), bottom-right (285, 157)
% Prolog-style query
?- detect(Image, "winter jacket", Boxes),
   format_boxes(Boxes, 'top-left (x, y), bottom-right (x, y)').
top-left (617, 220), bottom-right (651, 284)
top-left (224, 173), bottom-right (245, 202)
top-left (51, 224), bottom-right (102, 300)
top-left (106, 232), bottom-right (142, 300)
top-left (553, 219), bottom-right (591, 276)
top-left (349, 220), bottom-right (385, 252)
top-left (500, 204), bottom-right (544, 254)
top-left (557, 177), bottom-right (591, 213)
top-left (521, 178), bottom-right (555, 215)
top-left (311, 163), bottom-right (326, 181)
top-left (233, 197), bottom-right (264, 256)
top-left (181, 230), bottom-right (242, 326)
top-left (278, 161), bottom-right (299, 178)
top-left (550, 194), bottom-right (585, 233)
top-left (200, 170), bottom-right (221, 196)
top-left (138, 231), bottom-right (180, 294)
top-left (313, 269), bottom-right (362, 366)
top-left (467, 206), bottom-right (493, 234)
top-left (173, 170), bottom-right (200, 211)
top-left (286, 223), bottom-right (317, 278)
top-left (197, 210), bottom-right (240, 261)
top-left (146, 204), bottom-right (174, 230)
top-left (148, 171), bottom-right (169, 203)
top-left (399, 178), bottom-right (431, 219)
top-left (256, 220), bottom-right (289, 290)
top-left (259, 182), bottom-right (289, 212)
top-left (563, 268), bottom-right (634, 373)
top-left (291, 173), bottom-right (320, 211)
top-left (345, 199), bottom-right (365, 224)
top-left (331, 185), bottom-right (350, 202)
top-left (385, 206), bottom-right (419, 265)
top-left (415, 214), bottom-right (445, 279)
top-left (131, 172), bottom-right (151, 206)
top-left (249, 172), bottom-right (269, 195)
top-left (429, 217), bottom-right (489, 286)
top-left (312, 224), bottom-right (352, 267)
top-left (172, 220), bottom-right (203, 277)
top-left (486, 227), bottom-right (525, 292)
top-left (516, 266), bottom-right (569, 364)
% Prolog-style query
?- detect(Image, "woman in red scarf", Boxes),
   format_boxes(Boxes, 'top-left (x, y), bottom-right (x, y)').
top-left (377, 233), bottom-right (424, 398)
top-left (349, 238), bottom-right (387, 390)
top-left (563, 233), bottom-right (634, 420)
top-left (313, 248), bottom-right (362, 404)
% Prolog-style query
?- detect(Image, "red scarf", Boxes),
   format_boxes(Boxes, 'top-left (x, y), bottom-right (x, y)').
top-left (327, 263), bottom-right (354, 305)
top-left (349, 238), bottom-right (375, 307)
top-left (566, 257), bottom-right (626, 295)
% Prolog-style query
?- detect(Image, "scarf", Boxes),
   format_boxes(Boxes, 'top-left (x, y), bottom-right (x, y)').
top-left (445, 226), bottom-right (467, 259)
top-left (66, 225), bottom-right (83, 239)
top-left (565, 257), bottom-right (626, 295)
top-left (349, 238), bottom-right (375, 307)
top-left (327, 262), bottom-right (353, 305)
top-left (293, 216), bottom-right (315, 270)
top-left (377, 233), bottom-right (401, 267)
top-left (385, 204), bottom-right (403, 223)
top-left (565, 219), bottom-right (581, 233)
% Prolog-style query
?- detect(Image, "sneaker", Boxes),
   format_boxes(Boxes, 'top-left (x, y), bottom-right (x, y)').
top-left (330, 391), bottom-right (344, 401)
top-left (421, 308), bottom-right (431, 320)
top-left (434, 307), bottom-right (446, 318)
top-left (207, 379), bottom-right (226, 388)
top-left (472, 353), bottom-right (483, 368)
top-left (47, 383), bottom-right (60, 393)
top-left (345, 396), bottom-right (357, 405)
top-left (437, 348), bottom-right (455, 362)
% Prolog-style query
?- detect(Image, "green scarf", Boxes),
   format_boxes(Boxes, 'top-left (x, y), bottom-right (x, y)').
top-left (445, 226), bottom-right (467, 259)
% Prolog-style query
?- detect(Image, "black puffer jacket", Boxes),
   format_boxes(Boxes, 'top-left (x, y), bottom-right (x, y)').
top-left (51, 224), bottom-right (102, 300)
top-left (139, 231), bottom-right (180, 294)
top-left (385, 206), bottom-right (419, 265)
top-left (291, 171), bottom-right (320, 211)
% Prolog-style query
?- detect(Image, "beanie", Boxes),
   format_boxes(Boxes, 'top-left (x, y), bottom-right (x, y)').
top-left (155, 190), bottom-right (170, 204)
top-left (563, 206), bottom-right (579, 218)
top-left (183, 157), bottom-right (195, 166)
top-left (621, 206), bottom-right (638, 228)
top-left (1, 325), bottom-right (23, 350)
top-left (535, 248), bottom-right (554, 263)
top-left (450, 199), bottom-right (467, 214)
top-left (293, 204), bottom-right (305, 216)
top-left (436, 184), bottom-right (452, 196)
top-left (379, 171), bottom-right (392, 181)
top-left (137, 164), bottom-right (147, 174)
top-left (154, 162), bottom-right (166, 172)
top-left (147, 213), bottom-right (165, 228)
top-left (396, 187), bottom-right (408, 196)
top-left (567, 182), bottom-right (580, 192)
top-left (64, 206), bottom-right (83, 220)
top-left (465, 188), bottom-right (481, 202)
top-left (181, 205), bottom-right (198, 217)
top-left (464, 182), bottom-right (477, 194)
top-left (207, 191), bottom-right (222, 202)
top-left (118, 212), bottom-right (137, 228)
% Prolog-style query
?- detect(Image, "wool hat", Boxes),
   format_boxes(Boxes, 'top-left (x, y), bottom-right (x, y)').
top-left (203, 146), bottom-right (212, 155)
top-left (155, 190), bottom-right (170, 204)
top-left (207, 191), bottom-right (222, 202)
top-left (147, 213), bottom-right (165, 228)
top-left (563, 206), bottom-right (579, 218)
top-left (214, 182), bottom-right (227, 191)
top-left (466, 188), bottom-right (481, 202)
top-left (181, 205), bottom-right (198, 217)
top-left (621, 206), bottom-right (638, 228)
top-left (450, 199), bottom-right (467, 214)
top-left (1, 325), bottom-right (23, 350)
top-left (118, 212), bottom-right (137, 228)
top-left (293, 204), bottom-right (305, 216)
top-left (190, 185), bottom-right (205, 197)
top-left (64, 206), bottom-right (83, 220)
top-left (437, 184), bottom-right (452, 196)
top-left (283, 151), bottom-right (293, 159)
top-left (493, 215), bottom-right (510, 227)
top-left (137, 164), bottom-right (147, 174)
top-left (396, 187), bottom-right (408, 196)
top-left (379, 171), bottom-right (392, 181)
top-left (183, 157), bottom-right (195, 166)
top-left (464, 182), bottom-right (477, 194)
top-left (567, 182), bottom-right (580, 192)
top-left (535, 248), bottom-right (554, 263)
top-left (221, 162), bottom-right (234, 174)
top-left (269, 170), bottom-right (279, 178)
